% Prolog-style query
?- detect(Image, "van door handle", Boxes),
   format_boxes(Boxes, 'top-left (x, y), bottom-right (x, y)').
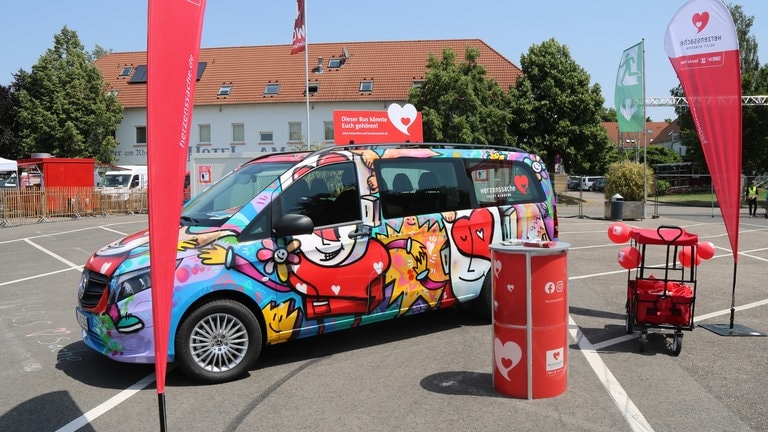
top-left (348, 225), bottom-right (370, 238)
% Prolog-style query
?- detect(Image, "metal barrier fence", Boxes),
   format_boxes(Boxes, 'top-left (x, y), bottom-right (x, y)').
top-left (1, 176), bottom-right (765, 227)
top-left (557, 174), bottom-right (768, 220)
top-left (0, 187), bottom-right (148, 227)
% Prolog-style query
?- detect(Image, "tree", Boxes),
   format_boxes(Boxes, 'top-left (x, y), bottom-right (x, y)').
top-left (408, 47), bottom-right (516, 145)
top-left (509, 38), bottom-right (612, 175)
top-left (16, 27), bottom-right (123, 163)
top-left (673, 3), bottom-right (768, 176)
top-left (0, 83), bottom-right (19, 158)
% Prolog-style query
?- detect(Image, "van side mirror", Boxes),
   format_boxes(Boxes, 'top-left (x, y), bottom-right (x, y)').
top-left (273, 214), bottom-right (314, 237)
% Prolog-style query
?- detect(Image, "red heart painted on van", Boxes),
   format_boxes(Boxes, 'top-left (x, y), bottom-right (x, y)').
top-left (451, 209), bottom-right (494, 260)
top-left (514, 175), bottom-right (529, 195)
top-left (692, 12), bottom-right (709, 33)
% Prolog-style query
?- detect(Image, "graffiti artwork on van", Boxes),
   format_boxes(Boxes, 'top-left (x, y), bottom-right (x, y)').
top-left (85, 146), bottom-right (556, 359)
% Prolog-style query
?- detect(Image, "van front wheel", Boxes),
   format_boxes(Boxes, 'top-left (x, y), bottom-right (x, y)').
top-left (175, 299), bottom-right (262, 384)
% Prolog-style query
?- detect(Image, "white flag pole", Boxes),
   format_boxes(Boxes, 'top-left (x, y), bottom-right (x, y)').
top-left (303, 0), bottom-right (310, 150)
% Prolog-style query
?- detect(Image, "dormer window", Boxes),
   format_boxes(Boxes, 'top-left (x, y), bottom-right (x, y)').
top-left (359, 80), bottom-right (373, 92)
top-left (307, 82), bottom-right (319, 95)
top-left (218, 85), bottom-right (232, 96)
top-left (119, 66), bottom-right (133, 77)
top-left (412, 79), bottom-right (425, 88)
top-left (264, 83), bottom-right (280, 95)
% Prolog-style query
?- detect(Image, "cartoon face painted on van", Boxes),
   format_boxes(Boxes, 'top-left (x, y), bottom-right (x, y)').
top-left (76, 144), bottom-right (557, 384)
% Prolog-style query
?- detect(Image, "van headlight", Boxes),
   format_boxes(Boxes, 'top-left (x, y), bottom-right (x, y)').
top-left (115, 268), bottom-right (152, 302)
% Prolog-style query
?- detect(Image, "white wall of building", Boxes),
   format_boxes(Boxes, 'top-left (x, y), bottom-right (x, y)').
top-left (112, 100), bottom-right (397, 170)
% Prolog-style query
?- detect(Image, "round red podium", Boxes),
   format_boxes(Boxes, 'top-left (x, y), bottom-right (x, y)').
top-left (489, 241), bottom-right (570, 399)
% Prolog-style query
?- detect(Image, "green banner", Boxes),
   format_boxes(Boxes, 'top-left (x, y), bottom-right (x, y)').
top-left (615, 41), bottom-right (644, 133)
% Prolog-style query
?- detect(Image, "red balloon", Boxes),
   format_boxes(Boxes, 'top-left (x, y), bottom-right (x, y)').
top-left (617, 246), bottom-right (641, 269)
top-left (697, 241), bottom-right (715, 260)
top-left (608, 222), bottom-right (632, 244)
top-left (678, 248), bottom-right (702, 268)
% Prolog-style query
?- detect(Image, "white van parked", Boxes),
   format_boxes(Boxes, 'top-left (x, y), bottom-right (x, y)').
top-left (579, 176), bottom-right (603, 191)
top-left (100, 165), bottom-right (148, 200)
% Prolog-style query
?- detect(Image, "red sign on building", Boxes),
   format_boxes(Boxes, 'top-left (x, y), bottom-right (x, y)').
top-left (333, 103), bottom-right (423, 145)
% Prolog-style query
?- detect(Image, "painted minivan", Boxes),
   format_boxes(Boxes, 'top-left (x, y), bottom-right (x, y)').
top-left (76, 144), bottom-right (558, 383)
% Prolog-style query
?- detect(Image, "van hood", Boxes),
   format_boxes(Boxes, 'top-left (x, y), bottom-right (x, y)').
top-left (85, 225), bottom-right (231, 278)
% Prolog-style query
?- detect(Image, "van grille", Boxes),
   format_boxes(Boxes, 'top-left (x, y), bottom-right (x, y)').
top-left (79, 269), bottom-right (110, 310)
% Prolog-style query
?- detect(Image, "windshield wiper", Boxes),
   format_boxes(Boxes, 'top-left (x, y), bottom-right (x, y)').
top-left (180, 215), bottom-right (200, 226)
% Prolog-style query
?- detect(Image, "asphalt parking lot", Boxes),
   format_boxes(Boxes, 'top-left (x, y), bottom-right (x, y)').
top-left (0, 213), bottom-right (766, 432)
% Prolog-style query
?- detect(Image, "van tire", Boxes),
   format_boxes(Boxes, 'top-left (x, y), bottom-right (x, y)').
top-left (175, 299), bottom-right (262, 384)
top-left (470, 274), bottom-right (493, 322)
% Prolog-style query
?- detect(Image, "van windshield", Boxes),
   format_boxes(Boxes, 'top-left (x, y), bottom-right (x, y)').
top-left (181, 161), bottom-right (296, 227)
top-left (103, 174), bottom-right (132, 187)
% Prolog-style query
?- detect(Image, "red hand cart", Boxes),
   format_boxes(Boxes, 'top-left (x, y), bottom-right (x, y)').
top-left (625, 225), bottom-right (698, 355)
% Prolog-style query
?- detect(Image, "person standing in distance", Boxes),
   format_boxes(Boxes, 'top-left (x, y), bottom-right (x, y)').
top-left (746, 180), bottom-right (758, 217)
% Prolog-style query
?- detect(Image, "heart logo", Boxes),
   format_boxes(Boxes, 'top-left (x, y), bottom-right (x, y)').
top-left (295, 282), bottom-right (308, 294)
top-left (452, 209), bottom-right (494, 260)
top-left (514, 175), bottom-right (529, 195)
top-left (692, 11), bottom-right (709, 33)
top-left (553, 351), bottom-right (560, 360)
top-left (494, 338), bottom-right (522, 380)
top-left (373, 261), bottom-right (384, 274)
top-left (387, 103), bottom-right (417, 136)
top-left (493, 259), bottom-right (502, 277)
top-left (331, 285), bottom-right (341, 295)
top-left (506, 283), bottom-right (514, 292)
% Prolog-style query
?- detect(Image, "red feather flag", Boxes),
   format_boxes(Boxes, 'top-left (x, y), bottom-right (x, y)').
top-left (665, 0), bottom-right (741, 262)
top-left (147, 0), bottom-right (207, 429)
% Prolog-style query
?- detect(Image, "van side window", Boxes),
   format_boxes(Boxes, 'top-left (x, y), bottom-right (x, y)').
top-left (377, 159), bottom-right (470, 218)
top-left (279, 162), bottom-right (360, 227)
top-left (466, 159), bottom-right (544, 206)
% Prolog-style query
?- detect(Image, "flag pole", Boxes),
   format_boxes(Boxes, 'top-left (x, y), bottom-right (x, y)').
top-left (303, 0), bottom-right (310, 150)
top-left (641, 39), bottom-right (648, 219)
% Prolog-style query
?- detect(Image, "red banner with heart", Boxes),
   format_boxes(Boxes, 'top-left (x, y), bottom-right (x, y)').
top-left (664, 0), bottom-right (741, 262)
top-left (333, 104), bottom-right (424, 144)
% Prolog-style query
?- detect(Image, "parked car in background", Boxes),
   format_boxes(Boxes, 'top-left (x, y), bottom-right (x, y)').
top-left (567, 176), bottom-right (580, 191)
top-left (580, 176), bottom-right (602, 191)
top-left (592, 177), bottom-right (606, 192)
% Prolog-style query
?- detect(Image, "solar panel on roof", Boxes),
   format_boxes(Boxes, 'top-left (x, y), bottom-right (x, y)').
top-left (127, 62), bottom-right (207, 84)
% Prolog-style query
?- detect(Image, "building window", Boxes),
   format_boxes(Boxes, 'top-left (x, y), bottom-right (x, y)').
top-left (264, 83), bottom-right (280, 95)
top-left (232, 123), bottom-right (245, 143)
top-left (259, 132), bottom-right (273, 142)
top-left (199, 124), bottom-right (211, 144)
top-left (307, 82), bottom-right (319, 95)
top-left (119, 66), bottom-right (133, 77)
top-left (412, 80), bottom-right (425, 88)
top-left (289, 122), bottom-right (302, 142)
top-left (218, 85), bottom-right (232, 97)
top-left (324, 121), bottom-right (334, 141)
top-left (136, 126), bottom-right (147, 145)
top-left (107, 89), bottom-right (120, 97)
top-left (359, 80), bottom-right (373, 92)
top-left (328, 58), bottom-right (342, 68)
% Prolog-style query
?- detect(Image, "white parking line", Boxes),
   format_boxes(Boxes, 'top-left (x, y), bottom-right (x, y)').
top-left (23, 238), bottom-right (83, 269)
top-left (55, 373), bottom-right (156, 432)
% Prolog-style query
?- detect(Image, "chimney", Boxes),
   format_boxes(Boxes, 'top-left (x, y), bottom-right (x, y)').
top-left (315, 57), bottom-right (323, 74)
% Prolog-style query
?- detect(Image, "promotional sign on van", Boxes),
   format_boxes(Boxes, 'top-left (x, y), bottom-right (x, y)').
top-left (334, 103), bottom-right (423, 144)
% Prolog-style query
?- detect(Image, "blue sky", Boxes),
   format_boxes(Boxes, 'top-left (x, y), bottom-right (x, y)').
top-left (2, 0), bottom-right (766, 121)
